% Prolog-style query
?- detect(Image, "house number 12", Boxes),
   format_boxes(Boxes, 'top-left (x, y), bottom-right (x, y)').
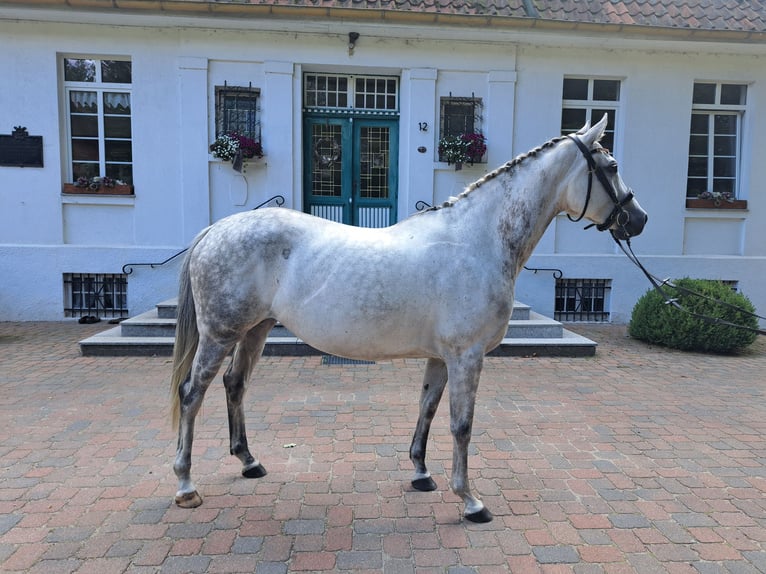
top-left (418, 122), bottom-right (428, 132)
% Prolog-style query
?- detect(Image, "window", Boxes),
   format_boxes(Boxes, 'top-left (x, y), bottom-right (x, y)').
top-left (686, 82), bottom-right (747, 199)
top-left (63, 273), bottom-right (128, 319)
top-left (215, 85), bottom-right (261, 141)
top-left (554, 278), bottom-right (611, 322)
top-left (63, 57), bottom-right (132, 184)
top-left (439, 97), bottom-right (482, 139)
top-left (438, 96), bottom-right (483, 163)
top-left (303, 74), bottom-right (398, 111)
top-left (561, 77), bottom-right (620, 151)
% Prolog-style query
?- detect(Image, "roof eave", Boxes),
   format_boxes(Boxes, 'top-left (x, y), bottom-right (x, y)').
top-left (4, 0), bottom-right (766, 43)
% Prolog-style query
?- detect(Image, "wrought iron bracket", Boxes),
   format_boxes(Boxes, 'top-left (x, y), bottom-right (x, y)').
top-left (523, 266), bottom-right (563, 279)
top-left (122, 195), bottom-right (285, 275)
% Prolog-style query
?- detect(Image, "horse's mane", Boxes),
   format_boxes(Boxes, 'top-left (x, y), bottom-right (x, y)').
top-left (421, 134), bottom-right (570, 212)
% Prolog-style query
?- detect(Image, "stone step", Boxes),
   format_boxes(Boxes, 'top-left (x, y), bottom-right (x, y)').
top-left (119, 308), bottom-right (176, 337)
top-left (155, 299), bottom-right (531, 323)
top-left (79, 299), bottom-right (596, 357)
top-left (156, 299), bottom-right (177, 319)
top-left (118, 300), bottom-right (545, 339)
top-left (79, 327), bottom-right (596, 357)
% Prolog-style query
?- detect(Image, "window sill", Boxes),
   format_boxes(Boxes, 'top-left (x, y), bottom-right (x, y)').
top-left (437, 161), bottom-right (487, 170)
top-left (685, 198), bottom-right (747, 210)
top-left (61, 194), bottom-right (135, 207)
top-left (62, 183), bottom-right (134, 196)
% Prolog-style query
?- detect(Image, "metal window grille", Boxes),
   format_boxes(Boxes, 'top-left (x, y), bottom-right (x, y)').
top-left (440, 97), bottom-right (481, 137)
top-left (63, 273), bottom-right (128, 318)
top-left (215, 85), bottom-right (261, 141)
top-left (554, 278), bottom-right (611, 322)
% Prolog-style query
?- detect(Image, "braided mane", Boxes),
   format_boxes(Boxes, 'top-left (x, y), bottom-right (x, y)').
top-left (423, 135), bottom-right (569, 211)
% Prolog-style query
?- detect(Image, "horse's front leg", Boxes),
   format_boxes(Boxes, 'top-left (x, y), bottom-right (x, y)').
top-left (447, 351), bottom-right (493, 523)
top-left (174, 339), bottom-right (230, 508)
top-left (223, 320), bottom-right (275, 479)
top-left (409, 358), bottom-right (448, 491)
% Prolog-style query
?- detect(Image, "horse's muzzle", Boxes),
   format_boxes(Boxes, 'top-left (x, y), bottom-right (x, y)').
top-left (611, 209), bottom-right (648, 240)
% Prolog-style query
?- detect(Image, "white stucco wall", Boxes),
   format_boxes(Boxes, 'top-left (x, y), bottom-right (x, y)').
top-left (0, 12), bottom-right (763, 324)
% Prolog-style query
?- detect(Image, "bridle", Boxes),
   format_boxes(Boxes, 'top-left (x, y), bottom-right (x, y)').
top-left (567, 134), bottom-right (635, 238)
top-left (566, 134), bottom-right (766, 336)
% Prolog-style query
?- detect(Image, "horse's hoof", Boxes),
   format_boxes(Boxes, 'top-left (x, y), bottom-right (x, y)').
top-left (411, 476), bottom-right (438, 492)
top-left (464, 507), bottom-right (493, 523)
top-left (242, 463), bottom-right (267, 479)
top-left (175, 490), bottom-right (203, 508)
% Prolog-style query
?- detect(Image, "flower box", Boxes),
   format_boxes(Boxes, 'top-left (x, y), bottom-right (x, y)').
top-left (438, 132), bottom-right (486, 171)
top-left (63, 183), bottom-right (134, 195)
top-left (685, 198), bottom-right (747, 210)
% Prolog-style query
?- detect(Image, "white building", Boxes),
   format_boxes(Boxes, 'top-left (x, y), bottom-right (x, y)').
top-left (1, 0), bottom-right (764, 325)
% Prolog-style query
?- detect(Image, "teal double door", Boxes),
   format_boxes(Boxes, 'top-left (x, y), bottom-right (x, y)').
top-left (303, 115), bottom-right (398, 227)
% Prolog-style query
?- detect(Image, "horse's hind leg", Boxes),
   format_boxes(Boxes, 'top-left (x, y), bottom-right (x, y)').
top-left (409, 358), bottom-right (448, 492)
top-left (223, 319), bottom-right (276, 479)
top-left (174, 337), bottom-right (232, 508)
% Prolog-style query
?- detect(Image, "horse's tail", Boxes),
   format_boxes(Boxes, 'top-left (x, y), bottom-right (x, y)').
top-left (169, 228), bottom-right (210, 431)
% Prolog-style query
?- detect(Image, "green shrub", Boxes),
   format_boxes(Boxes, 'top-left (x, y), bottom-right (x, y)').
top-left (628, 278), bottom-right (759, 353)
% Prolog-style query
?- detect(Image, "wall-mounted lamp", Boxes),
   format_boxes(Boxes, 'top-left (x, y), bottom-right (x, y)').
top-left (348, 32), bottom-right (360, 56)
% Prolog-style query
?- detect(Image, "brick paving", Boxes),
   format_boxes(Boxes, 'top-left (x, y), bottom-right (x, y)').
top-left (1, 321), bottom-right (765, 573)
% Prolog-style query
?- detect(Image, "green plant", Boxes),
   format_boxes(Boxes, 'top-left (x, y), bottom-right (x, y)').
top-left (628, 278), bottom-right (758, 353)
top-left (209, 132), bottom-right (263, 162)
top-left (438, 132), bottom-right (486, 167)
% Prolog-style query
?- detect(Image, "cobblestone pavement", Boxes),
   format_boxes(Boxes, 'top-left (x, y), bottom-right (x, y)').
top-left (1, 321), bottom-right (765, 573)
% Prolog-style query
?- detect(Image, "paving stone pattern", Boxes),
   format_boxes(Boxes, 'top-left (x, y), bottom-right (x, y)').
top-left (1, 321), bottom-right (765, 573)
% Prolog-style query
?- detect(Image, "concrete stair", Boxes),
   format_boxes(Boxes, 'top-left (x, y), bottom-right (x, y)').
top-left (79, 299), bottom-right (597, 357)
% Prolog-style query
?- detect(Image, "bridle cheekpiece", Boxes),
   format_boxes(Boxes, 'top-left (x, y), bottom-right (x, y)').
top-left (567, 134), bottom-right (635, 237)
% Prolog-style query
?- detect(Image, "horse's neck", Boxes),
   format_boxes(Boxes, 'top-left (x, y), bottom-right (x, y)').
top-left (486, 145), bottom-right (574, 277)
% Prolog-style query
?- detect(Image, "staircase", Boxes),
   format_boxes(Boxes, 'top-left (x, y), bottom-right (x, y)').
top-left (79, 299), bottom-right (597, 357)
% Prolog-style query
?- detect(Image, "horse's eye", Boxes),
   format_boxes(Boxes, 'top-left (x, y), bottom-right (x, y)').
top-left (608, 161), bottom-right (618, 173)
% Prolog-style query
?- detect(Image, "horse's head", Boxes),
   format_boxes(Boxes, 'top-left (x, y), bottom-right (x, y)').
top-left (565, 115), bottom-right (647, 241)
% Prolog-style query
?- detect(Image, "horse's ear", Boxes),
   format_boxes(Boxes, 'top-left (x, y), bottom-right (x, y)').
top-left (581, 114), bottom-right (608, 146)
top-left (575, 122), bottom-right (591, 135)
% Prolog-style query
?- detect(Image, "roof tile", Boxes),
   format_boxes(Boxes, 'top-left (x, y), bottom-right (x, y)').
top-left (200, 0), bottom-right (766, 33)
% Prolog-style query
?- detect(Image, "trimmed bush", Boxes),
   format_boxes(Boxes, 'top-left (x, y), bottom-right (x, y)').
top-left (628, 278), bottom-right (758, 353)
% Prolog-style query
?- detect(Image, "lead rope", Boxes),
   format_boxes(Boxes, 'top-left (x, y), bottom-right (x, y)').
top-left (614, 235), bottom-right (766, 336)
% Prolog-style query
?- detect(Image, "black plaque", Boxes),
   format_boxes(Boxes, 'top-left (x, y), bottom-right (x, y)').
top-left (0, 126), bottom-right (44, 167)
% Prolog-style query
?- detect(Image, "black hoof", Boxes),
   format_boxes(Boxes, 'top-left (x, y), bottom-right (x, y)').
top-left (464, 507), bottom-right (493, 523)
top-left (242, 463), bottom-right (267, 478)
top-left (411, 476), bottom-right (438, 492)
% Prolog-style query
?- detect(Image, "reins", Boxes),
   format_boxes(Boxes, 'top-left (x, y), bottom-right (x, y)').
top-left (568, 133), bottom-right (765, 337)
top-left (613, 235), bottom-right (766, 336)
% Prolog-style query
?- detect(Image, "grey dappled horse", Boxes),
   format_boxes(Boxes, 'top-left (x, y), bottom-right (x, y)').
top-left (170, 116), bottom-right (647, 522)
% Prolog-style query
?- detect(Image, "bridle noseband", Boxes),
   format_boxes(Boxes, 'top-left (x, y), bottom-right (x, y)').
top-left (567, 134), bottom-right (635, 236)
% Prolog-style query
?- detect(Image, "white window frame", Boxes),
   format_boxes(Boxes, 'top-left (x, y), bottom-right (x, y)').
top-left (303, 73), bottom-right (399, 113)
top-left (62, 56), bottom-right (133, 184)
top-left (687, 82), bottom-right (747, 199)
top-left (561, 76), bottom-right (621, 153)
